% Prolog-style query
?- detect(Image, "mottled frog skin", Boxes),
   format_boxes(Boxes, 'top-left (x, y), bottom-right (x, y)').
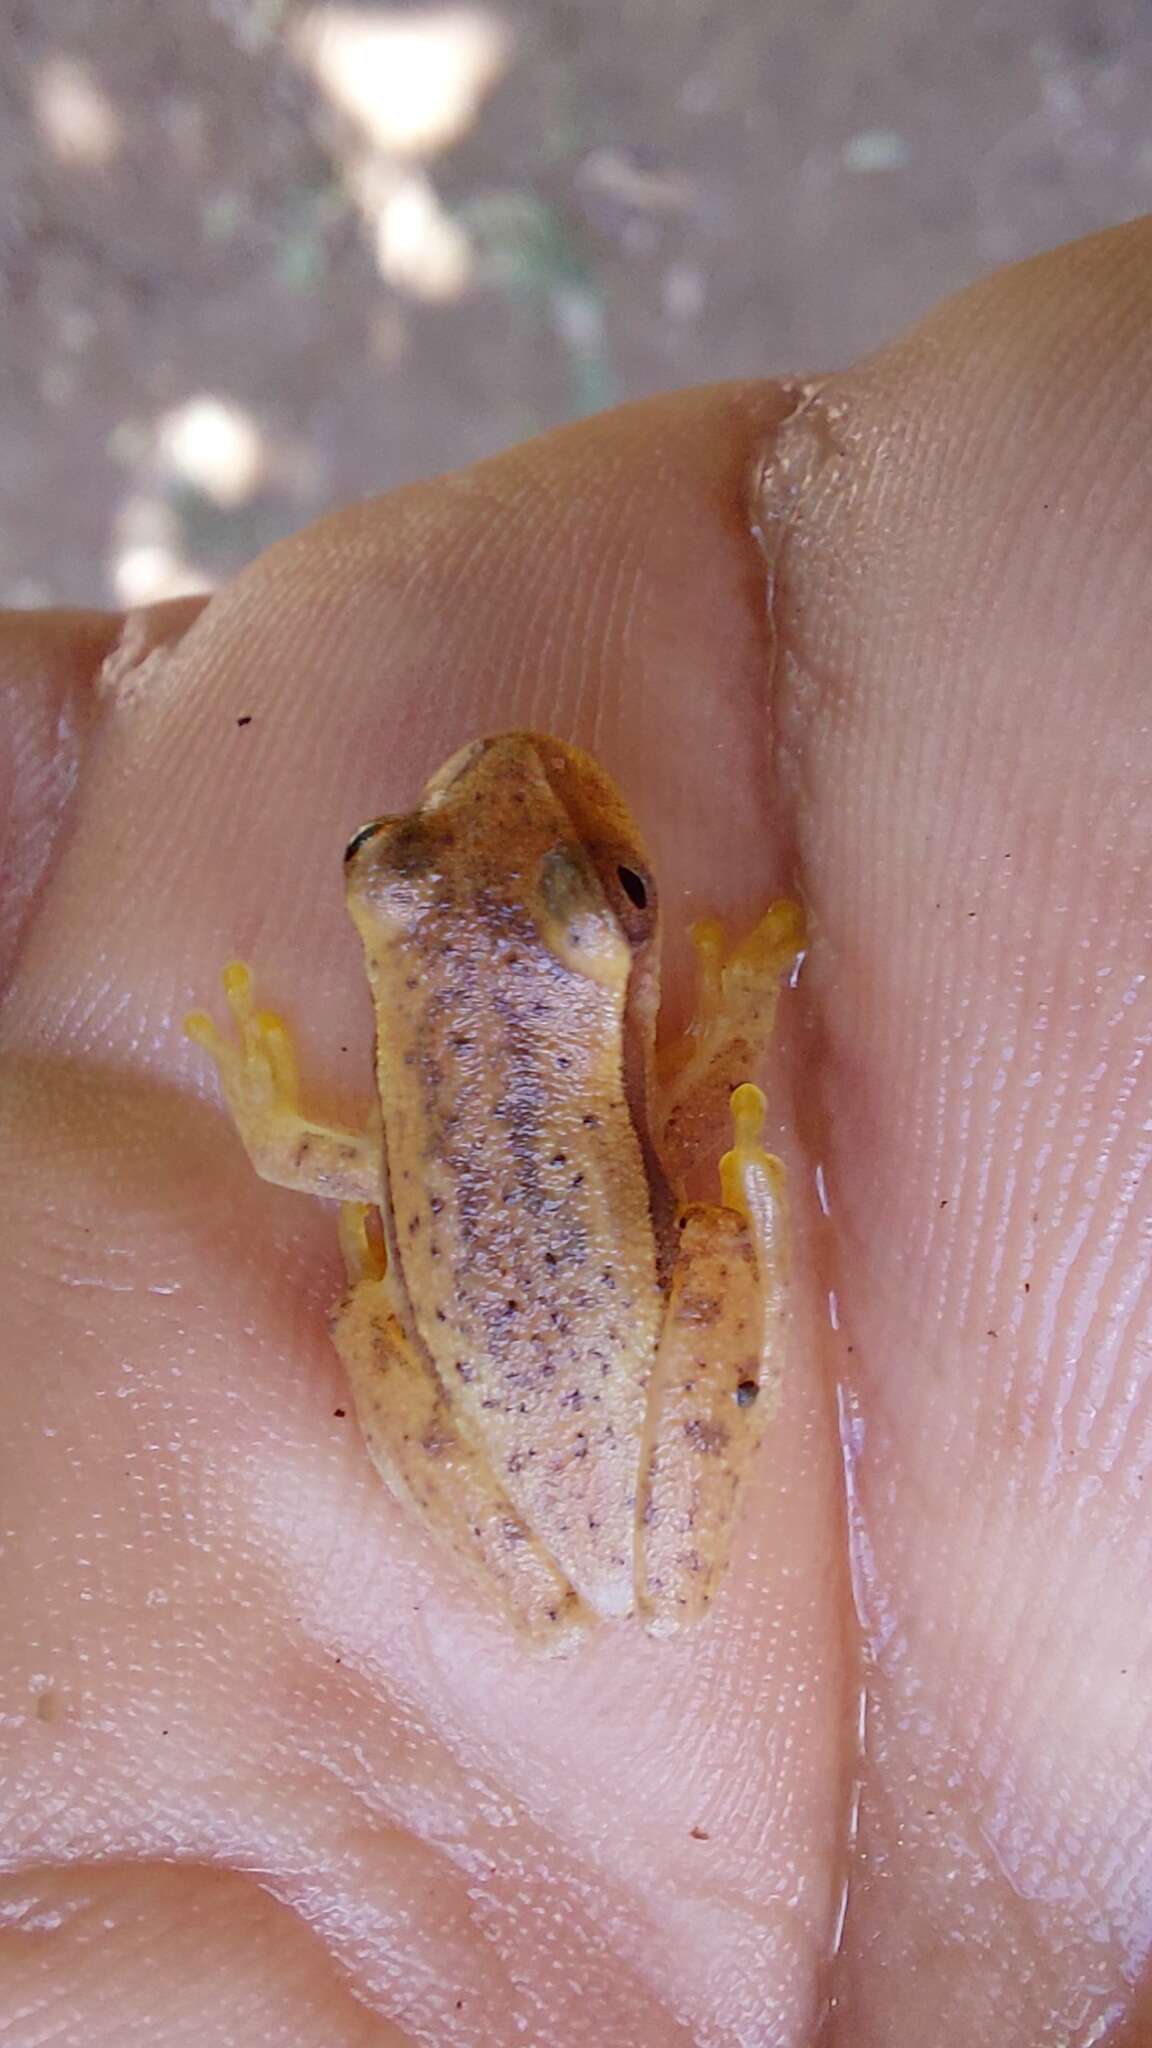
top-left (187, 733), bottom-right (801, 1644)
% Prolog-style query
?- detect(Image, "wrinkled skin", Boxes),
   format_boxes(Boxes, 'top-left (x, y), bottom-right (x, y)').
top-left (1, 220), bottom-right (1149, 2047)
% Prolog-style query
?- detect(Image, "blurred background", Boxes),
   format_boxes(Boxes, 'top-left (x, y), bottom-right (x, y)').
top-left (6, 0), bottom-right (1152, 607)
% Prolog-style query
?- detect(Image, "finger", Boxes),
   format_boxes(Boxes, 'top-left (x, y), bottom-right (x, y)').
top-left (0, 606), bottom-right (120, 988)
top-left (0, 385), bottom-right (845, 2043)
top-left (0, 594), bottom-right (211, 991)
top-left (761, 215), bottom-right (1152, 2039)
top-left (3, 384), bottom-right (805, 1072)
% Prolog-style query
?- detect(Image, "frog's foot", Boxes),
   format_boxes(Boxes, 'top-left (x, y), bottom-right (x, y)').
top-left (657, 901), bottom-right (803, 1186)
top-left (331, 1276), bottom-right (587, 1649)
top-left (661, 900), bottom-right (805, 1075)
top-left (637, 1084), bottom-right (789, 1635)
top-left (186, 962), bottom-right (379, 1202)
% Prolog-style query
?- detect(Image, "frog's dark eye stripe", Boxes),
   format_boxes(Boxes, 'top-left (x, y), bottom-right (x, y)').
top-left (616, 866), bottom-right (648, 910)
top-left (345, 819), bottom-right (383, 862)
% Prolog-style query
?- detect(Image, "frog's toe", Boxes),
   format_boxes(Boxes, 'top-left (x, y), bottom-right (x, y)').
top-left (183, 1007), bottom-right (221, 1052)
top-left (720, 1083), bottom-right (785, 1224)
top-left (215, 964), bottom-right (294, 1106)
top-left (249, 1005), bottom-right (299, 1107)
top-left (186, 962), bottom-right (300, 1117)
top-left (222, 959), bottom-right (256, 1019)
top-left (729, 898), bottom-right (806, 981)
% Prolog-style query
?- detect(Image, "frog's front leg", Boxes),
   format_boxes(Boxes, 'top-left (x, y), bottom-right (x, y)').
top-left (332, 1205), bottom-right (586, 1645)
top-left (657, 899), bottom-right (803, 1187)
top-left (637, 1085), bottom-right (788, 1633)
top-left (185, 963), bottom-right (380, 1202)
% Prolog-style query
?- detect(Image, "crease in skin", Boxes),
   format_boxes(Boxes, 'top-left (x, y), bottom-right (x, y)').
top-left (0, 612), bottom-right (121, 997)
top-left (748, 387), bottom-right (868, 2025)
top-left (97, 595), bottom-right (212, 705)
top-left (0, 689), bottom-right (85, 996)
top-left (750, 381), bottom-right (841, 585)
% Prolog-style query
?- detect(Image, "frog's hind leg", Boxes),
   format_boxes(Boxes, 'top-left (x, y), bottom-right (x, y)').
top-left (186, 963), bottom-right (379, 1201)
top-left (637, 1085), bottom-right (788, 1634)
top-left (332, 1204), bottom-right (585, 1646)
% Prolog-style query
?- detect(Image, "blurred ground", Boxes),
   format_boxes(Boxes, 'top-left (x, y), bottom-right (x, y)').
top-left (4, 0), bottom-right (1152, 607)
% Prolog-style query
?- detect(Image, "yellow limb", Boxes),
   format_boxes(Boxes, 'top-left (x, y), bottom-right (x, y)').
top-left (720, 1082), bottom-right (786, 1247)
top-left (185, 962), bottom-right (380, 1202)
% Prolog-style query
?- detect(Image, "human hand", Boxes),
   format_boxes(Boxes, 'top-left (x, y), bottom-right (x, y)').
top-left (2, 218), bottom-right (1148, 2045)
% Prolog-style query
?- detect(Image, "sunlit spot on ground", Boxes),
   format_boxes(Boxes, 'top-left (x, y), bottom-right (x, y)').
top-left (33, 54), bottom-right (122, 168)
top-left (104, 390), bottom-right (331, 603)
top-left (155, 396), bottom-right (266, 508)
top-left (352, 161), bottom-right (473, 300)
top-left (292, 5), bottom-right (512, 304)
top-left (110, 493), bottom-right (210, 607)
top-left (293, 4), bottom-right (511, 158)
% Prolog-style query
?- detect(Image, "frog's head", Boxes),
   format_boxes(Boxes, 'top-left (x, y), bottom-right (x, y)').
top-left (344, 732), bottom-right (659, 999)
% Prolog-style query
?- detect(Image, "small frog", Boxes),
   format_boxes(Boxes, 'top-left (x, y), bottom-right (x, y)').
top-left (187, 733), bottom-right (801, 1643)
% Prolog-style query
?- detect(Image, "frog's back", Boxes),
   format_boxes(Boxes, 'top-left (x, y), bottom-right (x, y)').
top-left (344, 732), bottom-right (667, 1617)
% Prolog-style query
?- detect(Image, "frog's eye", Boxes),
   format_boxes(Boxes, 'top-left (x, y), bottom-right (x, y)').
top-left (605, 858), bottom-right (657, 948)
top-left (345, 819), bottom-right (384, 863)
top-left (616, 865), bottom-right (648, 911)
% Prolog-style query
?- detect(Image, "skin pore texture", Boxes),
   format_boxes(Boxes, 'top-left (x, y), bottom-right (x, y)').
top-left (1, 218), bottom-right (1150, 2046)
